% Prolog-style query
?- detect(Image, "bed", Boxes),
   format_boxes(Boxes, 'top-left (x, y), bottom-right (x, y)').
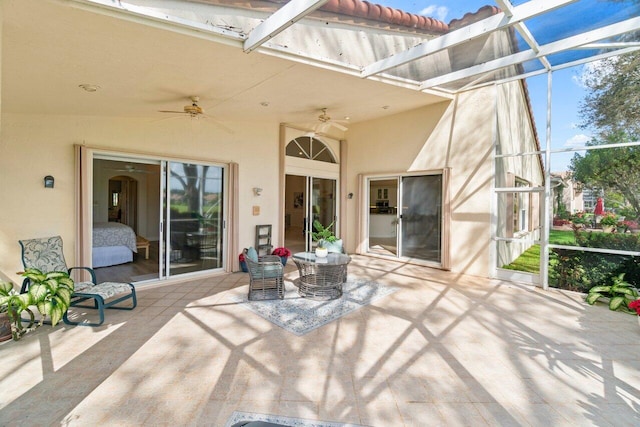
top-left (92, 222), bottom-right (138, 268)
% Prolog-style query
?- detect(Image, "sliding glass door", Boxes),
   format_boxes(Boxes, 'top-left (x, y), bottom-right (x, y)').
top-left (165, 162), bottom-right (224, 276)
top-left (400, 175), bottom-right (442, 262)
top-left (367, 173), bottom-right (443, 265)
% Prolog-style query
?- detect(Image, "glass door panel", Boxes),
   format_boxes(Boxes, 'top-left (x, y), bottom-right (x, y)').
top-left (400, 175), bottom-right (442, 262)
top-left (306, 177), bottom-right (337, 252)
top-left (166, 162), bottom-right (224, 276)
top-left (368, 178), bottom-right (399, 256)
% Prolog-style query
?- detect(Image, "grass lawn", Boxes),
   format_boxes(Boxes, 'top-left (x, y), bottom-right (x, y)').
top-left (501, 230), bottom-right (575, 273)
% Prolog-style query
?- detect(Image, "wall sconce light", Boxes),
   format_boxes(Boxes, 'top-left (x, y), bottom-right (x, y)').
top-left (44, 175), bottom-right (55, 189)
top-left (347, 192), bottom-right (354, 199)
top-left (253, 187), bottom-right (263, 196)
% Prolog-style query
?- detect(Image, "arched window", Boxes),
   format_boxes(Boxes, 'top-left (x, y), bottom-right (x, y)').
top-left (286, 136), bottom-right (336, 163)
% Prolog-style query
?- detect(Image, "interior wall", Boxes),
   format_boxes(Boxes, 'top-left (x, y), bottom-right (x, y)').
top-left (93, 160), bottom-right (161, 240)
top-left (347, 87), bottom-right (497, 277)
top-left (0, 113), bottom-right (280, 283)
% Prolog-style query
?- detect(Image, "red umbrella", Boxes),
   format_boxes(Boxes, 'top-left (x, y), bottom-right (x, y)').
top-left (594, 197), bottom-right (605, 216)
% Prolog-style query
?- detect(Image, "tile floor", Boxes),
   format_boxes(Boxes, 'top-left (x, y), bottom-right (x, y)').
top-left (1, 255), bottom-right (639, 426)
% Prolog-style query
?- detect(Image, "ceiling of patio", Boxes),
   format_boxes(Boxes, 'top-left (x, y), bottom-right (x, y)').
top-left (3, 0), bottom-right (639, 124)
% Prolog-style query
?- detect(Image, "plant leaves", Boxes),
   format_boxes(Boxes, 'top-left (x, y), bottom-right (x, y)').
top-left (609, 296), bottom-right (626, 311)
top-left (28, 283), bottom-right (49, 303)
top-left (586, 292), bottom-right (604, 305)
top-left (588, 286), bottom-right (611, 294)
top-left (612, 285), bottom-right (636, 296)
top-left (0, 281), bottom-right (14, 294)
top-left (49, 305), bottom-right (64, 326)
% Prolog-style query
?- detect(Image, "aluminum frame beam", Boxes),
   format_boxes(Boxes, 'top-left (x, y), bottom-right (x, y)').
top-left (419, 16), bottom-right (640, 90)
top-left (361, 0), bottom-right (577, 78)
top-left (243, 0), bottom-right (328, 53)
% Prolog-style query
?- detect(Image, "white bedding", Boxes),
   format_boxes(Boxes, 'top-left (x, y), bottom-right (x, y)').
top-left (92, 245), bottom-right (133, 268)
top-left (92, 222), bottom-right (137, 268)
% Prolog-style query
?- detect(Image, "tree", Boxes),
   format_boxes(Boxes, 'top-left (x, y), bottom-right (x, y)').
top-left (579, 51), bottom-right (640, 136)
top-left (570, 131), bottom-right (640, 219)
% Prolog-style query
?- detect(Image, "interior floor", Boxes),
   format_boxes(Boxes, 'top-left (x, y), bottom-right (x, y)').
top-left (94, 241), bottom-right (160, 284)
top-left (93, 241), bottom-right (221, 284)
top-left (284, 225), bottom-right (306, 255)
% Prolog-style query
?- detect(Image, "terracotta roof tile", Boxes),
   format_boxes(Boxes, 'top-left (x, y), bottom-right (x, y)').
top-left (448, 5), bottom-right (501, 30)
top-left (319, 0), bottom-right (449, 33)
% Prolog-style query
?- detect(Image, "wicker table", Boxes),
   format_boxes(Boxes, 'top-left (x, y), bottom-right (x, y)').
top-left (292, 252), bottom-right (351, 300)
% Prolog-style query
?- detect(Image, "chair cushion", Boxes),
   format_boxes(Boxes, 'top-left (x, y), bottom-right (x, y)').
top-left (19, 236), bottom-right (68, 272)
top-left (250, 264), bottom-right (281, 279)
top-left (246, 247), bottom-right (258, 262)
top-left (74, 281), bottom-right (132, 299)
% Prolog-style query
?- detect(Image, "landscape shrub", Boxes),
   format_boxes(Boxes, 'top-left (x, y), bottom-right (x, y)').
top-left (550, 231), bottom-right (640, 292)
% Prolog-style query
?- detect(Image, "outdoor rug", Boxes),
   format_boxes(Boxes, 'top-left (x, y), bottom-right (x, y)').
top-left (230, 279), bottom-right (397, 336)
top-left (224, 411), bottom-right (366, 427)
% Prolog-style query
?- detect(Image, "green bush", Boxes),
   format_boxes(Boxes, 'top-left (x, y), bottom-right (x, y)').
top-left (550, 231), bottom-right (640, 293)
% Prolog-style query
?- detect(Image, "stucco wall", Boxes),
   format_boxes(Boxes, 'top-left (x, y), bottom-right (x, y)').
top-left (0, 113), bottom-right (280, 283)
top-left (495, 81), bottom-right (544, 267)
top-left (346, 86), bottom-right (497, 277)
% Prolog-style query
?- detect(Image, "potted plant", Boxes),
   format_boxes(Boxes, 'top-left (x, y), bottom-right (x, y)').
top-left (311, 220), bottom-right (340, 258)
top-left (0, 268), bottom-right (74, 341)
top-left (599, 213), bottom-right (618, 232)
top-left (239, 252), bottom-right (248, 272)
top-left (271, 247), bottom-right (291, 266)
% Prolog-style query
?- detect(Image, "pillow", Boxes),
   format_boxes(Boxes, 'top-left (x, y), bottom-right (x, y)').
top-left (246, 247), bottom-right (258, 262)
top-left (325, 239), bottom-right (344, 254)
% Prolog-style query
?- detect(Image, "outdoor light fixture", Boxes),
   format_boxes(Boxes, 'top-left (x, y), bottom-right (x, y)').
top-left (44, 175), bottom-right (55, 188)
top-left (253, 187), bottom-right (263, 196)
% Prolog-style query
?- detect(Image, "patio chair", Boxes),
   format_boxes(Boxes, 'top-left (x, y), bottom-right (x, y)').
top-left (244, 247), bottom-right (284, 301)
top-left (19, 236), bottom-right (137, 327)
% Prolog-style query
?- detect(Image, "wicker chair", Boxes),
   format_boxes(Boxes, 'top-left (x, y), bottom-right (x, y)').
top-left (244, 247), bottom-right (284, 301)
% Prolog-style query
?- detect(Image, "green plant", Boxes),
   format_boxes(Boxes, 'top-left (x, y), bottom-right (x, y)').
top-left (586, 273), bottom-right (639, 314)
top-left (0, 268), bottom-right (74, 341)
top-left (311, 220), bottom-right (337, 248)
top-left (600, 212), bottom-right (618, 226)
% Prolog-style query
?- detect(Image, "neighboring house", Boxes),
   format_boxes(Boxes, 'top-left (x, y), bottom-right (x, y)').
top-left (0, 0), bottom-right (542, 285)
top-left (551, 172), bottom-right (585, 216)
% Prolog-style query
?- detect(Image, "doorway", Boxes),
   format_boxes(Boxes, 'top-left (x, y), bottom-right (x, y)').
top-left (366, 173), bottom-right (444, 265)
top-left (285, 175), bottom-right (337, 253)
top-left (283, 130), bottom-right (341, 255)
top-left (108, 176), bottom-right (138, 232)
top-left (92, 156), bottom-right (226, 283)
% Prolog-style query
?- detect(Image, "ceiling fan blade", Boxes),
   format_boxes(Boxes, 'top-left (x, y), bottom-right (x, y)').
top-left (201, 114), bottom-right (234, 135)
top-left (158, 110), bottom-right (187, 114)
top-left (331, 122), bottom-right (348, 132)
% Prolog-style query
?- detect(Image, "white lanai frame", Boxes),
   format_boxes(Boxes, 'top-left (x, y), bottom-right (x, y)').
top-left (61, 0), bottom-right (640, 92)
top-left (58, 0), bottom-right (640, 288)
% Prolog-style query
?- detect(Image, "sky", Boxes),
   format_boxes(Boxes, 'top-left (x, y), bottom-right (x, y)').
top-left (375, 0), bottom-right (593, 172)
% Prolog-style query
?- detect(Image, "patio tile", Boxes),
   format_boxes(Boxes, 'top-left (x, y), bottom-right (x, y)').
top-left (1, 255), bottom-right (640, 426)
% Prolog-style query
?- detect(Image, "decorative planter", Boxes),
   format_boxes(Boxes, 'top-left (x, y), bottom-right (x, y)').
top-left (602, 225), bottom-right (614, 233)
top-left (315, 247), bottom-right (328, 258)
top-left (0, 312), bottom-right (12, 342)
top-left (637, 315), bottom-right (640, 328)
top-left (280, 256), bottom-right (288, 266)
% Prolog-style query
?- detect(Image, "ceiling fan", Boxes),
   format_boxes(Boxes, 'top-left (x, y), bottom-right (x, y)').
top-left (108, 164), bottom-right (157, 174)
top-left (157, 95), bottom-right (233, 134)
top-left (158, 96), bottom-right (205, 117)
top-left (313, 108), bottom-right (349, 132)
